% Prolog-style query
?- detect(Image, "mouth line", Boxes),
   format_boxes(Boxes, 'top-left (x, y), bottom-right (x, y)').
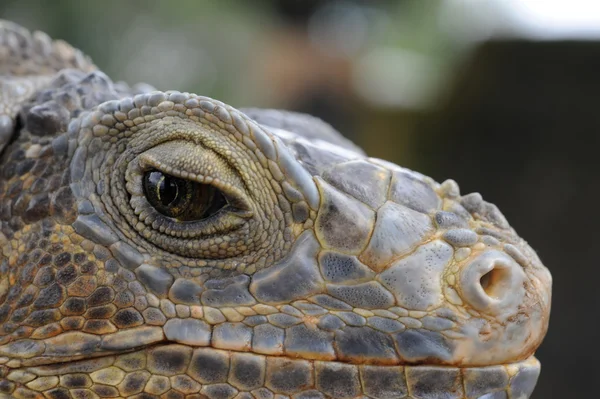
top-left (1, 343), bottom-right (542, 399)
top-left (0, 324), bottom-right (538, 371)
top-left (4, 340), bottom-right (536, 371)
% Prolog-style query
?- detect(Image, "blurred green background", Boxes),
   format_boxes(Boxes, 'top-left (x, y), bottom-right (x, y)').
top-left (3, 0), bottom-right (599, 397)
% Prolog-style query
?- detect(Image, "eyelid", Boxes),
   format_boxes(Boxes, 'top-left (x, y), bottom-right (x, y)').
top-left (139, 162), bottom-right (252, 215)
top-left (136, 151), bottom-right (251, 213)
top-left (137, 140), bottom-right (244, 187)
top-left (121, 142), bottom-right (255, 247)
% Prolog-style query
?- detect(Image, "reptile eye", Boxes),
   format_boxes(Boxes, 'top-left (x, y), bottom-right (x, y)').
top-left (143, 170), bottom-right (228, 221)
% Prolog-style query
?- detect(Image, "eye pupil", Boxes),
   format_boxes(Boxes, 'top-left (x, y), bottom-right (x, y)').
top-left (143, 170), bottom-right (228, 221)
top-left (155, 173), bottom-right (179, 206)
top-left (145, 171), bottom-right (182, 209)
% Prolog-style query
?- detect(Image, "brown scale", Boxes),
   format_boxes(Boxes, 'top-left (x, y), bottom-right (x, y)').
top-left (0, 47), bottom-right (156, 352)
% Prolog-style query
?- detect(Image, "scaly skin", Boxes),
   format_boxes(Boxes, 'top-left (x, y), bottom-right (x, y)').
top-left (0, 21), bottom-right (551, 399)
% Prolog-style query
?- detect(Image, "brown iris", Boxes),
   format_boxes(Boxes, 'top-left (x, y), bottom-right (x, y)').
top-left (143, 170), bottom-right (228, 221)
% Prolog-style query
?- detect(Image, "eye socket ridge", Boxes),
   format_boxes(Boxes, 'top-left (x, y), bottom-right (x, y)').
top-left (143, 169), bottom-right (233, 222)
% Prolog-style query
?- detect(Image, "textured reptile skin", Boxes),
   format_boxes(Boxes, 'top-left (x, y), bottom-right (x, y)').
top-left (0, 20), bottom-right (552, 399)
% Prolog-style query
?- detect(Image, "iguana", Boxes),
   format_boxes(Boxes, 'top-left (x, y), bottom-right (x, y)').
top-left (0, 20), bottom-right (551, 399)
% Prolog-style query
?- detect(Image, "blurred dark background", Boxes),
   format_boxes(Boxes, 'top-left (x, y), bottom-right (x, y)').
top-left (2, 0), bottom-right (597, 397)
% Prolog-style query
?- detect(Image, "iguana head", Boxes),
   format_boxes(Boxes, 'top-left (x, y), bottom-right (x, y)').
top-left (0, 21), bottom-right (551, 399)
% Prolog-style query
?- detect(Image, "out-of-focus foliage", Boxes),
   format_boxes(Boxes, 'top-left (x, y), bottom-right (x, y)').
top-left (1, 0), bottom-right (484, 163)
top-left (0, 0), bottom-right (511, 109)
top-left (0, 0), bottom-right (541, 161)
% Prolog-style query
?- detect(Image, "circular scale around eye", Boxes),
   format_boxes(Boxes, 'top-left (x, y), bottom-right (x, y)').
top-left (143, 170), bottom-right (228, 221)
